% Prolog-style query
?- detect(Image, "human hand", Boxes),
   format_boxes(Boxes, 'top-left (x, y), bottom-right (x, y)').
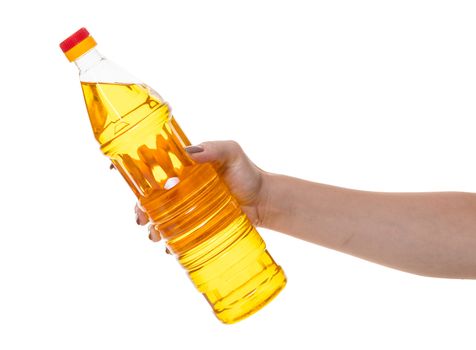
top-left (134, 140), bottom-right (268, 242)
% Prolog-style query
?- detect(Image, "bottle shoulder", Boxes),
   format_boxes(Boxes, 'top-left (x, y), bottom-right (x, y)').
top-left (79, 58), bottom-right (143, 85)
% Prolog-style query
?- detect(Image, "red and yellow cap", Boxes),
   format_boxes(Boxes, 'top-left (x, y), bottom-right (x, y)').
top-left (60, 27), bottom-right (97, 62)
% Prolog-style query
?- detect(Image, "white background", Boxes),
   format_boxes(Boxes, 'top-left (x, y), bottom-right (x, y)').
top-left (1, 1), bottom-right (475, 349)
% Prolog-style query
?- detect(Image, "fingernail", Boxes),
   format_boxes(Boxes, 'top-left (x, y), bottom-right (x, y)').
top-left (135, 212), bottom-right (140, 225)
top-left (148, 233), bottom-right (153, 240)
top-left (165, 247), bottom-right (171, 255)
top-left (185, 145), bottom-right (204, 154)
top-left (109, 163), bottom-right (115, 170)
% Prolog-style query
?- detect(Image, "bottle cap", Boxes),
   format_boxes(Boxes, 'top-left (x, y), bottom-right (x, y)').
top-left (60, 27), bottom-right (97, 62)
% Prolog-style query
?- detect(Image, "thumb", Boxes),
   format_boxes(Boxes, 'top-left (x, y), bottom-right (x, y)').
top-left (185, 141), bottom-right (242, 169)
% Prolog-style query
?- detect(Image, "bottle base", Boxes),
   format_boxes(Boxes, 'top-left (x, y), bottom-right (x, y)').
top-left (212, 264), bottom-right (287, 324)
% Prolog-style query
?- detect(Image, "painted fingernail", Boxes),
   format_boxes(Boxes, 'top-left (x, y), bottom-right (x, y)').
top-left (185, 145), bottom-right (204, 154)
top-left (135, 212), bottom-right (140, 225)
top-left (165, 247), bottom-right (171, 255)
top-left (109, 163), bottom-right (115, 170)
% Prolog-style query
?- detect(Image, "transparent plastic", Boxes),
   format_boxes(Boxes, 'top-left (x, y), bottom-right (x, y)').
top-left (74, 47), bottom-right (286, 324)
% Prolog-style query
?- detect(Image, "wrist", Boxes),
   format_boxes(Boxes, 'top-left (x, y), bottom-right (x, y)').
top-left (255, 171), bottom-right (275, 228)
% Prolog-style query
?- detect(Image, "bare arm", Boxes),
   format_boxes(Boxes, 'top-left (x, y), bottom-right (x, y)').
top-left (137, 140), bottom-right (476, 279)
top-left (260, 173), bottom-right (476, 279)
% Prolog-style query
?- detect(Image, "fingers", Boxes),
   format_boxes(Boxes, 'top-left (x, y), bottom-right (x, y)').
top-left (135, 203), bottom-right (159, 242)
top-left (149, 225), bottom-right (171, 255)
top-left (185, 141), bottom-right (242, 167)
top-left (132, 141), bottom-right (246, 254)
top-left (134, 204), bottom-right (166, 248)
top-left (135, 203), bottom-right (149, 225)
top-left (148, 224), bottom-right (161, 242)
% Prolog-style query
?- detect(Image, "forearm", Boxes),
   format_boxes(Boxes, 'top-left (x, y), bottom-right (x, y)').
top-left (259, 172), bottom-right (476, 279)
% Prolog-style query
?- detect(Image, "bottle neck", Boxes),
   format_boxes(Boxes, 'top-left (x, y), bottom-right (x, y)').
top-left (74, 48), bottom-right (104, 73)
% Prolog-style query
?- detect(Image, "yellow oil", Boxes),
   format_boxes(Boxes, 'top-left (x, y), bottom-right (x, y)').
top-left (81, 82), bottom-right (286, 323)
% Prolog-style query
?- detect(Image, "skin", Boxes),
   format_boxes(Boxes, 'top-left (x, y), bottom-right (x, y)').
top-left (134, 140), bottom-right (476, 279)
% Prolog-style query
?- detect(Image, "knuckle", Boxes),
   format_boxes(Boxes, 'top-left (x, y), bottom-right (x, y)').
top-left (226, 140), bottom-right (242, 154)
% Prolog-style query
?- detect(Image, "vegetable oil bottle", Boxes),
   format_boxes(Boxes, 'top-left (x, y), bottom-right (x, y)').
top-left (59, 28), bottom-right (286, 324)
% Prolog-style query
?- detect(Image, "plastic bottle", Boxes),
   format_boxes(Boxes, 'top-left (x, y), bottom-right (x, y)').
top-left (59, 28), bottom-right (286, 324)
